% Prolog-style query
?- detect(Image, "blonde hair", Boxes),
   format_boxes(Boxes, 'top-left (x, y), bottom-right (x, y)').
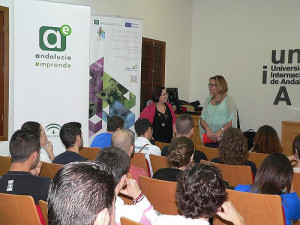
top-left (210, 75), bottom-right (228, 94)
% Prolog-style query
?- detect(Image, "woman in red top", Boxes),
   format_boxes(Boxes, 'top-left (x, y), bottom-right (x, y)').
top-left (140, 87), bottom-right (176, 143)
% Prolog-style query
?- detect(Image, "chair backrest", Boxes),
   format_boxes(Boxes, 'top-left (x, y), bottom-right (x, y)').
top-left (79, 147), bottom-right (101, 160)
top-left (191, 127), bottom-right (203, 146)
top-left (292, 172), bottom-right (300, 198)
top-left (150, 154), bottom-right (169, 174)
top-left (214, 189), bottom-right (285, 225)
top-left (155, 141), bottom-right (169, 150)
top-left (39, 162), bottom-right (63, 179)
top-left (131, 153), bottom-right (151, 177)
top-left (196, 145), bottom-right (219, 161)
top-left (0, 193), bottom-right (41, 225)
top-left (39, 200), bottom-right (48, 225)
top-left (201, 160), bottom-right (253, 187)
top-left (139, 175), bottom-right (178, 215)
top-left (248, 152), bottom-right (268, 168)
top-left (120, 217), bottom-right (143, 225)
top-left (0, 155), bottom-right (11, 176)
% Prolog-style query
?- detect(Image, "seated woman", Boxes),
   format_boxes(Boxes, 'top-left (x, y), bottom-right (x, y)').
top-left (152, 136), bottom-right (194, 182)
top-left (235, 153), bottom-right (300, 225)
top-left (251, 125), bottom-right (282, 153)
top-left (292, 135), bottom-right (300, 173)
top-left (154, 163), bottom-right (245, 225)
top-left (211, 127), bottom-right (257, 176)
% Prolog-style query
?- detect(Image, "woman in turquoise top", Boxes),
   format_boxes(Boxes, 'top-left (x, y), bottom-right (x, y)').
top-left (199, 75), bottom-right (237, 147)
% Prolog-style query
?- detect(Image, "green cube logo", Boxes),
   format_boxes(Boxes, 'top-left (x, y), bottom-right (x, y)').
top-left (39, 25), bottom-right (71, 52)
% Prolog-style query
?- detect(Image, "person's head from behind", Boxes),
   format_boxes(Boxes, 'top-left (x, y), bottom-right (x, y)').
top-left (219, 128), bottom-right (248, 165)
top-left (60, 122), bottom-right (83, 150)
top-left (95, 147), bottom-right (130, 194)
top-left (168, 137), bottom-right (194, 169)
top-left (175, 114), bottom-right (194, 138)
top-left (48, 161), bottom-right (115, 225)
top-left (253, 125), bottom-right (282, 154)
top-left (293, 135), bottom-right (300, 159)
top-left (107, 116), bottom-right (124, 132)
top-left (176, 163), bottom-right (227, 219)
top-left (9, 129), bottom-right (40, 169)
top-left (21, 121), bottom-right (47, 147)
top-left (111, 130), bottom-right (134, 157)
top-left (251, 153), bottom-right (293, 195)
top-left (152, 86), bottom-right (167, 104)
top-left (209, 75), bottom-right (228, 95)
top-left (134, 118), bottom-right (152, 140)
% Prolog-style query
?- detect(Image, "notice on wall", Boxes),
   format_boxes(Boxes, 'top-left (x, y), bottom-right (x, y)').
top-left (89, 16), bottom-right (143, 143)
top-left (14, 0), bottom-right (90, 155)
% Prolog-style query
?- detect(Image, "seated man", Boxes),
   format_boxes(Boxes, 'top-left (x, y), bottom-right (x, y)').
top-left (48, 161), bottom-right (115, 225)
top-left (112, 130), bottom-right (148, 183)
top-left (0, 129), bottom-right (51, 224)
top-left (91, 116), bottom-right (124, 149)
top-left (161, 114), bottom-right (207, 163)
top-left (53, 122), bottom-right (87, 164)
top-left (96, 147), bottom-right (157, 225)
top-left (134, 118), bottom-right (161, 176)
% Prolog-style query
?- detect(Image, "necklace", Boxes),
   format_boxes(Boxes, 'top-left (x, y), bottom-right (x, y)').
top-left (156, 104), bottom-right (168, 126)
top-left (214, 94), bottom-right (223, 105)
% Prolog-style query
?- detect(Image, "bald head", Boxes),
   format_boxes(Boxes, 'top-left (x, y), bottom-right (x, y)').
top-left (175, 114), bottom-right (194, 137)
top-left (111, 130), bottom-right (134, 156)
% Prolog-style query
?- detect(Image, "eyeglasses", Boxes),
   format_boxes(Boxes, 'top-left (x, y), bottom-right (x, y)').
top-left (161, 93), bottom-right (168, 96)
top-left (208, 84), bottom-right (217, 87)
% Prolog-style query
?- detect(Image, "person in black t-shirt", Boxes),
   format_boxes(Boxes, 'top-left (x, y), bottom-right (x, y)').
top-left (161, 114), bottom-right (207, 163)
top-left (53, 122), bottom-right (88, 164)
top-left (0, 129), bottom-right (51, 204)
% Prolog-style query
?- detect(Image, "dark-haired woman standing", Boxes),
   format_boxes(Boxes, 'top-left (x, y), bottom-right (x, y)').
top-left (139, 87), bottom-right (176, 143)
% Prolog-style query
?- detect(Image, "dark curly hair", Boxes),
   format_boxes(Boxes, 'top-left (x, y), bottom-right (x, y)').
top-left (176, 163), bottom-right (227, 219)
top-left (293, 135), bottom-right (300, 158)
top-left (252, 125), bottom-right (282, 154)
top-left (168, 137), bottom-right (194, 168)
top-left (218, 128), bottom-right (248, 165)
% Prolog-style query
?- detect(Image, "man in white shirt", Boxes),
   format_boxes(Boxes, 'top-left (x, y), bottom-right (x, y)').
top-left (134, 118), bottom-right (161, 176)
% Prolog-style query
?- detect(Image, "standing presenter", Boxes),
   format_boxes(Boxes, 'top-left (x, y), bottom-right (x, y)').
top-left (199, 75), bottom-right (237, 148)
top-left (140, 87), bottom-right (176, 143)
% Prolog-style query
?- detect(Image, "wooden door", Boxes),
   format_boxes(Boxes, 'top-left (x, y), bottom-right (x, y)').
top-left (140, 38), bottom-right (165, 110)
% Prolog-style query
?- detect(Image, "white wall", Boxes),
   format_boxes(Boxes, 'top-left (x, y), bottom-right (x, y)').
top-left (190, 0), bottom-right (300, 135)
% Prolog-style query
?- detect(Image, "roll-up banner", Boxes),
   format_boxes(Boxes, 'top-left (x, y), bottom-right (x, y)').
top-left (14, 0), bottom-right (90, 155)
top-left (89, 16), bottom-right (143, 144)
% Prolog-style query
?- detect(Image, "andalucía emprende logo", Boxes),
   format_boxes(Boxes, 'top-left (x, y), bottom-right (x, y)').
top-left (39, 25), bottom-right (71, 52)
top-left (36, 24), bottom-right (72, 69)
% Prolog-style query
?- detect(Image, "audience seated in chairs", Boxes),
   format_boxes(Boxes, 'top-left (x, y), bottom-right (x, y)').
top-left (154, 163), bottom-right (245, 225)
top-left (91, 116), bottom-right (124, 149)
top-left (251, 125), bottom-right (283, 154)
top-left (0, 129), bottom-right (51, 224)
top-left (112, 130), bottom-right (148, 183)
top-left (134, 118), bottom-right (161, 176)
top-left (235, 153), bottom-right (300, 225)
top-left (52, 122), bottom-right (88, 164)
top-left (48, 161), bottom-right (115, 225)
top-left (211, 128), bottom-right (257, 176)
top-left (161, 114), bottom-right (207, 163)
top-left (152, 137), bottom-right (194, 182)
top-left (292, 135), bottom-right (300, 173)
top-left (96, 147), bottom-right (156, 225)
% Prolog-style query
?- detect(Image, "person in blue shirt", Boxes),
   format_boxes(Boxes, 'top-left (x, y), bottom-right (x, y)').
top-left (235, 153), bottom-right (300, 225)
top-left (91, 116), bottom-right (124, 149)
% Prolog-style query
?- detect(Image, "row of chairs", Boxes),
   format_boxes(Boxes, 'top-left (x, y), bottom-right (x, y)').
top-left (123, 175), bottom-right (286, 225)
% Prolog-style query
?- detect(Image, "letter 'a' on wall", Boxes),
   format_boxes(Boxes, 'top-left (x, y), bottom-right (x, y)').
top-left (13, 0), bottom-right (90, 155)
